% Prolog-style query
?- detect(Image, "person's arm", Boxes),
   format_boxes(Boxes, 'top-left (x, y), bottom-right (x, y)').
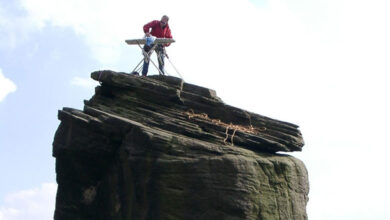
top-left (164, 28), bottom-right (173, 47)
top-left (143, 20), bottom-right (159, 36)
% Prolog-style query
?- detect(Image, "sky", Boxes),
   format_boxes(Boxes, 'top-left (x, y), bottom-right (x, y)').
top-left (1, 0), bottom-right (390, 219)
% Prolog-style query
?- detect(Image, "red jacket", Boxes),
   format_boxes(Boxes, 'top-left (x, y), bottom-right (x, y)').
top-left (143, 20), bottom-right (172, 46)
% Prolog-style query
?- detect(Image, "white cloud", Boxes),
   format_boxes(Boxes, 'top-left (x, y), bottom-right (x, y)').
top-left (0, 183), bottom-right (57, 220)
top-left (0, 3), bottom-right (43, 49)
top-left (0, 69), bottom-right (17, 102)
top-left (70, 76), bottom-right (99, 90)
top-left (18, 0), bottom-right (155, 65)
top-left (16, 0), bottom-right (309, 69)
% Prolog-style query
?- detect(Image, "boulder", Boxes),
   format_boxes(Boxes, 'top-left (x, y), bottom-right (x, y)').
top-left (53, 70), bottom-right (309, 220)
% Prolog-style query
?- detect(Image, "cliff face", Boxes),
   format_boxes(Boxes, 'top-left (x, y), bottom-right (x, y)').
top-left (53, 70), bottom-right (309, 220)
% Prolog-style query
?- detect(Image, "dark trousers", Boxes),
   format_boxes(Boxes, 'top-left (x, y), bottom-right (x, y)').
top-left (142, 45), bottom-right (165, 76)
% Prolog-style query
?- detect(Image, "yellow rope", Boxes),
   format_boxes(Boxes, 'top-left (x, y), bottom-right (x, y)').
top-left (184, 109), bottom-right (267, 145)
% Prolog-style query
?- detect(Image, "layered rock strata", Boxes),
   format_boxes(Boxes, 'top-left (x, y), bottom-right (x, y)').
top-left (53, 70), bottom-right (309, 220)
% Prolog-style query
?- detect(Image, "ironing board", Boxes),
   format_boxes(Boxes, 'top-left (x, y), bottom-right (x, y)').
top-left (125, 38), bottom-right (176, 75)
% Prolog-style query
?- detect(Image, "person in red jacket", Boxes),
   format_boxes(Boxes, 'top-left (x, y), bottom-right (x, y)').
top-left (142, 15), bottom-right (172, 76)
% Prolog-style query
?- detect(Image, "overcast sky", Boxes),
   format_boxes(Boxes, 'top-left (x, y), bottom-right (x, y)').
top-left (1, 0), bottom-right (390, 219)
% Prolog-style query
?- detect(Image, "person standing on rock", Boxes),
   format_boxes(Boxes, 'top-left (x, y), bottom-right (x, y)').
top-left (142, 15), bottom-right (173, 76)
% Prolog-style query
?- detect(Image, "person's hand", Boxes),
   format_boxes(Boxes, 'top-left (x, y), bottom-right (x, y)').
top-left (145, 32), bottom-right (151, 37)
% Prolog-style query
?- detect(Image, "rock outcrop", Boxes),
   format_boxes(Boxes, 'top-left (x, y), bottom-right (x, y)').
top-left (53, 70), bottom-right (309, 220)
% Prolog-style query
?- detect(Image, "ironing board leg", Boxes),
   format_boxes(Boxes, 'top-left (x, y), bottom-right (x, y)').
top-left (131, 58), bottom-right (144, 74)
top-left (130, 43), bottom-right (165, 76)
top-left (137, 44), bottom-right (165, 76)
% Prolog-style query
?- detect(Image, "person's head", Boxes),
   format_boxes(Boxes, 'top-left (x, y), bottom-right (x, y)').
top-left (160, 15), bottom-right (169, 27)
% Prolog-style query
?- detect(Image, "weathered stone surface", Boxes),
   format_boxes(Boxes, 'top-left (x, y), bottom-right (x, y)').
top-left (53, 70), bottom-right (309, 220)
